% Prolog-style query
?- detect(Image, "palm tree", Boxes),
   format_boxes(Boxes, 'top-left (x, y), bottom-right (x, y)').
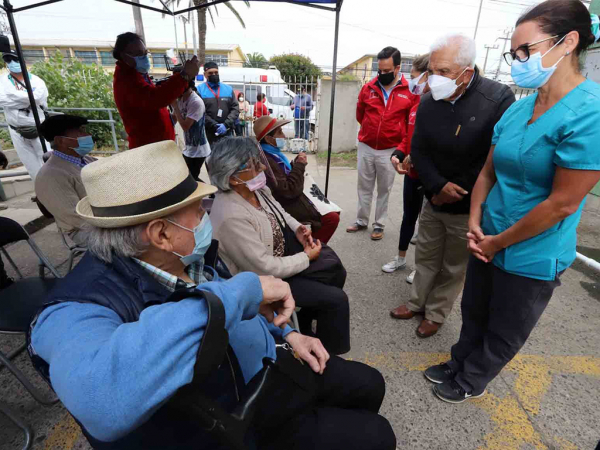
top-left (244, 52), bottom-right (268, 68)
top-left (161, 0), bottom-right (250, 65)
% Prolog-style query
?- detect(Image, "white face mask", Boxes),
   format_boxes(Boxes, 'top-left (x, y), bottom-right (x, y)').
top-left (408, 72), bottom-right (427, 96)
top-left (428, 67), bottom-right (468, 101)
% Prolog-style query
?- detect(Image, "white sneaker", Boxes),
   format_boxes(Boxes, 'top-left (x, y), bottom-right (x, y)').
top-left (382, 256), bottom-right (406, 273)
top-left (406, 270), bottom-right (416, 284)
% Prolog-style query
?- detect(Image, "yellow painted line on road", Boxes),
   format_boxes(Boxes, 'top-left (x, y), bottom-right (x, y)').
top-left (359, 351), bottom-right (600, 450)
top-left (44, 411), bottom-right (81, 450)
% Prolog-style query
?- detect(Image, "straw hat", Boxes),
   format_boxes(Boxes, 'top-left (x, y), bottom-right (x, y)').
top-left (253, 116), bottom-right (292, 142)
top-left (76, 140), bottom-right (217, 228)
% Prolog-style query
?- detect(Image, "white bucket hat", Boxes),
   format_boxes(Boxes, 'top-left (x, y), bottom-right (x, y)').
top-left (76, 140), bottom-right (217, 228)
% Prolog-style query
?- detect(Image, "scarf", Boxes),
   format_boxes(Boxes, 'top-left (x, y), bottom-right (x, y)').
top-left (261, 143), bottom-right (292, 174)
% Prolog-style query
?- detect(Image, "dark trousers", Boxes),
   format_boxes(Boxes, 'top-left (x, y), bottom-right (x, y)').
top-left (286, 276), bottom-right (350, 355)
top-left (448, 256), bottom-right (562, 394)
top-left (398, 176), bottom-right (423, 252)
top-left (294, 117), bottom-right (309, 140)
top-left (182, 155), bottom-right (206, 181)
top-left (254, 351), bottom-right (396, 450)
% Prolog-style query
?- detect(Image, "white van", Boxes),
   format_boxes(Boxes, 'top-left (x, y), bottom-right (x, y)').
top-left (196, 67), bottom-right (316, 139)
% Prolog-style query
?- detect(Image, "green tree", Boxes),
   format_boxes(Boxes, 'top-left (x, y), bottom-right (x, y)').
top-left (31, 52), bottom-right (125, 150)
top-left (244, 52), bottom-right (268, 68)
top-left (268, 53), bottom-right (322, 82)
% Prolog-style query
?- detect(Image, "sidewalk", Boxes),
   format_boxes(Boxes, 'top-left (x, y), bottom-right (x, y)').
top-left (1, 154), bottom-right (599, 450)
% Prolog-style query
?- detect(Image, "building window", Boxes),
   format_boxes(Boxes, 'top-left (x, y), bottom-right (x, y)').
top-left (152, 53), bottom-right (167, 68)
top-left (100, 51), bottom-right (116, 66)
top-left (75, 50), bottom-right (98, 65)
top-left (205, 53), bottom-right (228, 67)
top-left (46, 48), bottom-right (71, 61)
top-left (21, 50), bottom-right (46, 64)
top-left (401, 58), bottom-right (413, 74)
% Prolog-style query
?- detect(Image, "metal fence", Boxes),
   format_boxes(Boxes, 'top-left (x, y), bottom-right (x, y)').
top-left (0, 107), bottom-right (122, 154)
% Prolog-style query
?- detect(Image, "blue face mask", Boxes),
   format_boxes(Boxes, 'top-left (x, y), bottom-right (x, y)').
top-left (127, 53), bottom-right (151, 74)
top-left (275, 138), bottom-right (286, 149)
top-left (63, 135), bottom-right (95, 156)
top-left (168, 213), bottom-right (213, 267)
top-left (511, 35), bottom-right (567, 89)
top-left (7, 60), bottom-right (22, 74)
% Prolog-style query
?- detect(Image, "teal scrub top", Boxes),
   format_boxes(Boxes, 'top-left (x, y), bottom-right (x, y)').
top-left (481, 79), bottom-right (600, 281)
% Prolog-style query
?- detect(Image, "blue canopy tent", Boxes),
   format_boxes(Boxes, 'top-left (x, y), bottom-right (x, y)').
top-left (0, 0), bottom-right (343, 194)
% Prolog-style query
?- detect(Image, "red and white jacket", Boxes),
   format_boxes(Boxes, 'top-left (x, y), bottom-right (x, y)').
top-left (356, 75), bottom-right (418, 152)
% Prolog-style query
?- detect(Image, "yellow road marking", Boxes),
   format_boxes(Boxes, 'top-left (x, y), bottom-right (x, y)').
top-left (44, 412), bottom-right (81, 450)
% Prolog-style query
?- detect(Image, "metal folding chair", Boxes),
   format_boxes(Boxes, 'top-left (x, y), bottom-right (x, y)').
top-left (0, 217), bottom-right (61, 450)
top-left (56, 226), bottom-right (86, 273)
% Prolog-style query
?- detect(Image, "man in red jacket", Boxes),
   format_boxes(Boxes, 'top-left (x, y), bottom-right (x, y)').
top-left (347, 47), bottom-right (418, 241)
top-left (112, 32), bottom-right (200, 149)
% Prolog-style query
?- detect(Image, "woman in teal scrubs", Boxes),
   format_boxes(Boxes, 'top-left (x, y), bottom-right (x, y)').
top-left (424, 0), bottom-right (600, 403)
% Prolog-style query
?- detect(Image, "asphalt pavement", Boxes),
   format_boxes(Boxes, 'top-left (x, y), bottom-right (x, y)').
top-left (1, 153), bottom-right (599, 450)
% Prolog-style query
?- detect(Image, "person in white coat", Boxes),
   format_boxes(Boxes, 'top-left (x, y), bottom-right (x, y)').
top-left (0, 51), bottom-right (48, 181)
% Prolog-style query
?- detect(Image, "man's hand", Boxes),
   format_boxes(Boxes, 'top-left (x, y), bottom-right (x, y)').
top-left (304, 239), bottom-right (322, 261)
top-left (258, 276), bottom-right (295, 328)
top-left (300, 106), bottom-right (306, 111)
top-left (296, 224), bottom-right (314, 248)
top-left (402, 155), bottom-right (413, 172)
top-left (215, 124), bottom-right (227, 136)
top-left (182, 56), bottom-right (200, 81)
top-left (285, 332), bottom-right (330, 374)
top-left (435, 182), bottom-right (468, 205)
top-left (295, 152), bottom-right (308, 165)
top-left (391, 156), bottom-right (408, 175)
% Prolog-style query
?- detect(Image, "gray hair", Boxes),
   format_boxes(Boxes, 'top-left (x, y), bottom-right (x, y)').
top-left (430, 34), bottom-right (477, 68)
top-left (207, 137), bottom-right (260, 191)
top-left (84, 223), bottom-right (149, 263)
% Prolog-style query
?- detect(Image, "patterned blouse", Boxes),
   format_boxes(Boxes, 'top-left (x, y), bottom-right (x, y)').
top-left (256, 205), bottom-right (285, 257)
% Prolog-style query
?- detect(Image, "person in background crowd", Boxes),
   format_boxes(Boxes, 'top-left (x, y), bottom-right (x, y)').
top-left (425, 0), bottom-right (600, 403)
top-left (197, 62), bottom-right (239, 146)
top-left (112, 32), bottom-right (200, 149)
top-left (171, 80), bottom-right (211, 181)
top-left (291, 86), bottom-right (313, 141)
top-left (35, 115), bottom-right (96, 246)
top-left (347, 46), bottom-right (418, 241)
top-left (208, 137), bottom-right (350, 355)
top-left (383, 54), bottom-right (430, 280)
top-left (0, 50), bottom-right (48, 181)
top-left (393, 34), bottom-right (515, 338)
top-left (236, 92), bottom-right (252, 137)
top-left (29, 140), bottom-right (395, 450)
top-left (254, 116), bottom-right (340, 244)
top-left (254, 92), bottom-right (269, 120)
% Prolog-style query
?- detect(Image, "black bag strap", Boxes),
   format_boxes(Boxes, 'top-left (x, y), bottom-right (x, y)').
top-left (257, 191), bottom-right (287, 233)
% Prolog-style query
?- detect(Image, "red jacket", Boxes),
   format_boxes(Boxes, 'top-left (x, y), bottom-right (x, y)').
top-left (398, 101), bottom-right (420, 179)
top-left (113, 61), bottom-right (188, 149)
top-left (356, 75), bottom-right (418, 151)
top-left (253, 101), bottom-right (269, 119)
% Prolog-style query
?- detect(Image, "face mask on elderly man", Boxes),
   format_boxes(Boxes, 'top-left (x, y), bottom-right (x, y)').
top-left (167, 213), bottom-right (213, 266)
top-left (428, 67), bottom-right (468, 101)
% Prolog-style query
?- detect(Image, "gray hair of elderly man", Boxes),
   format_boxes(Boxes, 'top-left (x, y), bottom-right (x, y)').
top-left (207, 136), bottom-right (260, 192)
top-left (430, 34), bottom-right (477, 68)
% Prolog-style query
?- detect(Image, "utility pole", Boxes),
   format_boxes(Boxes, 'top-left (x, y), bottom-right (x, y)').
top-left (131, 0), bottom-right (146, 42)
top-left (181, 16), bottom-right (189, 59)
top-left (473, 0), bottom-right (484, 40)
top-left (483, 44), bottom-right (499, 76)
top-left (192, 11), bottom-right (198, 57)
top-left (494, 28), bottom-right (512, 81)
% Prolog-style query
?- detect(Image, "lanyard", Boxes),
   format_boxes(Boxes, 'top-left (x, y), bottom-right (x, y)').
top-left (205, 83), bottom-right (220, 100)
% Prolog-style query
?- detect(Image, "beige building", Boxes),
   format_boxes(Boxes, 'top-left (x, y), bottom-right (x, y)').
top-left (9, 38), bottom-right (247, 75)
top-left (340, 53), bottom-right (417, 84)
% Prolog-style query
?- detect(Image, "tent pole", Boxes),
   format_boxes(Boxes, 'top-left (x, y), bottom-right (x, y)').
top-left (4, 0), bottom-right (47, 153)
top-left (324, 0), bottom-right (342, 197)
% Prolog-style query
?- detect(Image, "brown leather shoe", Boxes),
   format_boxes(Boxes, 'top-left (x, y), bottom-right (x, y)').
top-left (346, 222), bottom-right (368, 233)
top-left (371, 228), bottom-right (384, 240)
top-left (390, 305), bottom-right (417, 320)
top-left (416, 319), bottom-right (441, 338)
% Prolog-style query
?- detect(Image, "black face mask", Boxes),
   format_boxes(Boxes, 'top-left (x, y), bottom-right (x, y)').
top-left (208, 74), bottom-right (220, 85)
top-left (378, 70), bottom-right (396, 86)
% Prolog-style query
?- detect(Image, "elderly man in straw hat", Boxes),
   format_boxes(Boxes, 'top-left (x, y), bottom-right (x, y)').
top-left (28, 140), bottom-right (396, 450)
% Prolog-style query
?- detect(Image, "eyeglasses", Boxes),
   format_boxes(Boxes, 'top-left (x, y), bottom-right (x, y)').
top-left (503, 35), bottom-right (561, 66)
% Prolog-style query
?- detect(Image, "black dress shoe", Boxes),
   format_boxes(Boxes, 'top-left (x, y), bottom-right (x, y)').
top-left (433, 380), bottom-right (486, 404)
top-left (424, 363), bottom-right (455, 384)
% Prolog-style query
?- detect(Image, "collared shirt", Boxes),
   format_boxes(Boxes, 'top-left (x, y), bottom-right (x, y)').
top-left (377, 79), bottom-right (401, 106)
top-left (483, 79), bottom-right (600, 280)
top-left (52, 149), bottom-right (88, 168)
top-left (133, 258), bottom-right (209, 292)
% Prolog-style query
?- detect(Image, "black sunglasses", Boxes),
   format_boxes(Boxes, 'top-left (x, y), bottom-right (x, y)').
top-left (503, 35), bottom-right (561, 66)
